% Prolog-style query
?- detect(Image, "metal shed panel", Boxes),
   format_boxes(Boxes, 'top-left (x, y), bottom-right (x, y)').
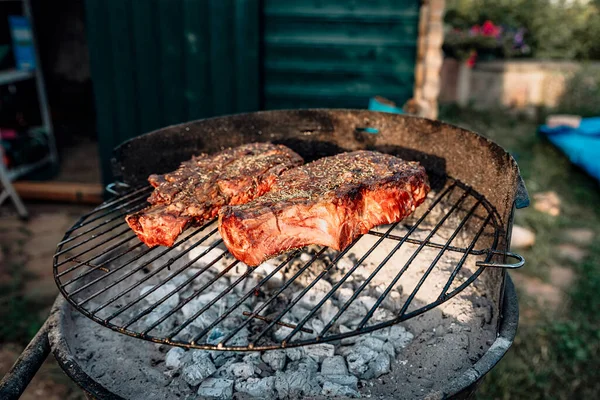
top-left (262, 0), bottom-right (419, 109)
top-left (85, 0), bottom-right (260, 183)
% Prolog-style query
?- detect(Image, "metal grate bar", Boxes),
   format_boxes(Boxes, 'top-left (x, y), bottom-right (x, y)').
top-left (62, 242), bottom-right (146, 290)
top-left (55, 232), bottom-right (138, 277)
top-left (68, 186), bottom-right (150, 223)
top-left (56, 202), bottom-right (146, 248)
top-left (243, 312), bottom-right (314, 334)
top-left (281, 223), bottom-right (403, 344)
top-left (55, 227), bottom-right (135, 269)
top-left (219, 248), bottom-right (327, 348)
top-left (61, 215), bottom-right (217, 290)
top-left (359, 197), bottom-right (482, 329)
top-left (55, 208), bottom-right (145, 257)
top-left (366, 230), bottom-right (487, 255)
top-left (151, 255), bottom-right (237, 338)
top-left (438, 214), bottom-right (492, 300)
top-left (65, 191), bottom-right (150, 234)
top-left (400, 250), bottom-right (492, 323)
top-left (91, 229), bottom-right (220, 315)
top-left (250, 237), bottom-right (362, 346)
top-left (149, 259), bottom-right (243, 339)
top-left (143, 251), bottom-right (247, 336)
top-left (75, 226), bottom-right (209, 308)
top-left (63, 218), bottom-right (221, 290)
top-left (442, 265), bottom-right (487, 301)
top-left (318, 184), bottom-right (466, 338)
top-left (104, 235), bottom-right (223, 323)
top-left (188, 250), bottom-right (301, 344)
top-left (178, 266), bottom-right (251, 339)
top-left (108, 237), bottom-right (225, 324)
top-left (144, 266), bottom-right (250, 335)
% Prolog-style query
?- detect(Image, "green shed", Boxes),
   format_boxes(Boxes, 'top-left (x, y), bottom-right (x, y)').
top-left (84, 0), bottom-right (426, 183)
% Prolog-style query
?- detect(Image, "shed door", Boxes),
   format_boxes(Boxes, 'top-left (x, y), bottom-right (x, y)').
top-left (262, 0), bottom-right (420, 109)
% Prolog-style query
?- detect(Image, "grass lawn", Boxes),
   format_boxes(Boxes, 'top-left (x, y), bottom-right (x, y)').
top-left (440, 106), bottom-right (600, 399)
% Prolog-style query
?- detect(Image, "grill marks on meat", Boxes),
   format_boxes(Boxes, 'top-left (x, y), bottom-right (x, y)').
top-left (218, 151), bottom-right (430, 266)
top-left (126, 143), bottom-right (303, 247)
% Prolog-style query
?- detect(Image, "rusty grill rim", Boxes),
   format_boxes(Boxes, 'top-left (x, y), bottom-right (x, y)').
top-left (53, 177), bottom-right (522, 351)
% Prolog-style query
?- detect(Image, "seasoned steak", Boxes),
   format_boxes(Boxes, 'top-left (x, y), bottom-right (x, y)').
top-left (219, 151), bottom-right (429, 266)
top-left (126, 143), bottom-right (303, 247)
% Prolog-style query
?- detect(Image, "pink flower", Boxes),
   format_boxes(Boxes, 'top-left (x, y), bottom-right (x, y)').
top-left (481, 20), bottom-right (502, 37)
top-left (466, 51), bottom-right (478, 68)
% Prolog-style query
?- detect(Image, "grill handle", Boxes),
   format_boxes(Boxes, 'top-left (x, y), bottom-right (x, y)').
top-left (105, 181), bottom-right (131, 196)
top-left (476, 250), bottom-right (525, 269)
top-left (515, 175), bottom-right (530, 209)
top-left (0, 320), bottom-right (50, 399)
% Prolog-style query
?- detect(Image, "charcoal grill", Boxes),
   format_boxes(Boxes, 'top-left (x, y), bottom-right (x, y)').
top-left (0, 110), bottom-right (528, 399)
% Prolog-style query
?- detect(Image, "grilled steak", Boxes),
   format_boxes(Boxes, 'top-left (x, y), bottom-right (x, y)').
top-left (126, 143), bottom-right (303, 247)
top-left (219, 151), bottom-right (430, 266)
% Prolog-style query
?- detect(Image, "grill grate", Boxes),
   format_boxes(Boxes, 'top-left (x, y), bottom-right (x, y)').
top-left (53, 176), bottom-right (522, 351)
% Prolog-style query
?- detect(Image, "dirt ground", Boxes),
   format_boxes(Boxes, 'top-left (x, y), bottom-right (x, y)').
top-left (1, 137), bottom-right (101, 398)
top-left (0, 202), bottom-right (90, 399)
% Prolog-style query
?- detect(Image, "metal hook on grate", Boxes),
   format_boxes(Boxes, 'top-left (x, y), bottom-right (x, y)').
top-left (105, 181), bottom-right (131, 196)
top-left (476, 250), bottom-right (524, 269)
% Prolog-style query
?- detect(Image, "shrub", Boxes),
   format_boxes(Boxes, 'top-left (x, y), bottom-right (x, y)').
top-left (445, 0), bottom-right (600, 60)
top-left (556, 65), bottom-right (600, 117)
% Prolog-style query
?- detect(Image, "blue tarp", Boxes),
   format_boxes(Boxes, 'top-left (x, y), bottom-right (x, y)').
top-left (539, 117), bottom-right (600, 182)
top-left (368, 97), bottom-right (404, 114)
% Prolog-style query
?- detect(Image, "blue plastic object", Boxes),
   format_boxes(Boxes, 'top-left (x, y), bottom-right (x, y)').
top-left (539, 117), bottom-right (600, 182)
top-left (368, 97), bottom-right (404, 114)
top-left (8, 16), bottom-right (35, 71)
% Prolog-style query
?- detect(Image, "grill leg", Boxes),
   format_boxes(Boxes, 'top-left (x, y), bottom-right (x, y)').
top-left (0, 320), bottom-right (50, 399)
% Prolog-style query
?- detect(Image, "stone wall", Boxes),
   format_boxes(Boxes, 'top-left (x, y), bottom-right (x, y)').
top-left (440, 59), bottom-right (600, 111)
top-left (412, 0), bottom-right (445, 120)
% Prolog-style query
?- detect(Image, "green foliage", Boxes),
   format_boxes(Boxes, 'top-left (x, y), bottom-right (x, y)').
top-left (443, 32), bottom-right (498, 60)
top-left (445, 0), bottom-right (600, 60)
top-left (556, 65), bottom-right (600, 117)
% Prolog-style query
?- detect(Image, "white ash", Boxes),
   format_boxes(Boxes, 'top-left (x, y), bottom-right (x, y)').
top-left (242, 352), bottom-right (262, 366)
top-left (358, 337), bottom-right (385, 353)
top-left (317, 373), bottom-right (358, 390)
top-left (321, 355), bottom-right (348, 375)
top-left (198, 378), bottom-right (234, 399)
top-left (322, 381), bottom-right (361, 398)
top-left (64, 194), bottom-right (499, 399)
top-left (363, 352), bottom-right (391, 379)
top-left (288, 357), bottom-right (319, 374)
top-left (304, 343), bottom-right (335, 363)
top-left (262, 350), bottom-right (287, 371)
top-left (236, 376), bottom-right (276, 398)
top-left (345, 346), bottom-right (379, 377)
top-left (140, 284), bottom-right (180, 309)
top-left (164, 347), bottom-right (185, 369)
top-left (283, 347), bottom-right (303, 362)
top-left (182, 359), bottom-right (216, 386)
top-left (382, 341), bottom-right (395, 358)
top-left (229, 362), bottom-right (256, 379)
top-left (275, 370), bottom-right (321, 398)
top-left (319, 300), bottom-right (339, 323)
